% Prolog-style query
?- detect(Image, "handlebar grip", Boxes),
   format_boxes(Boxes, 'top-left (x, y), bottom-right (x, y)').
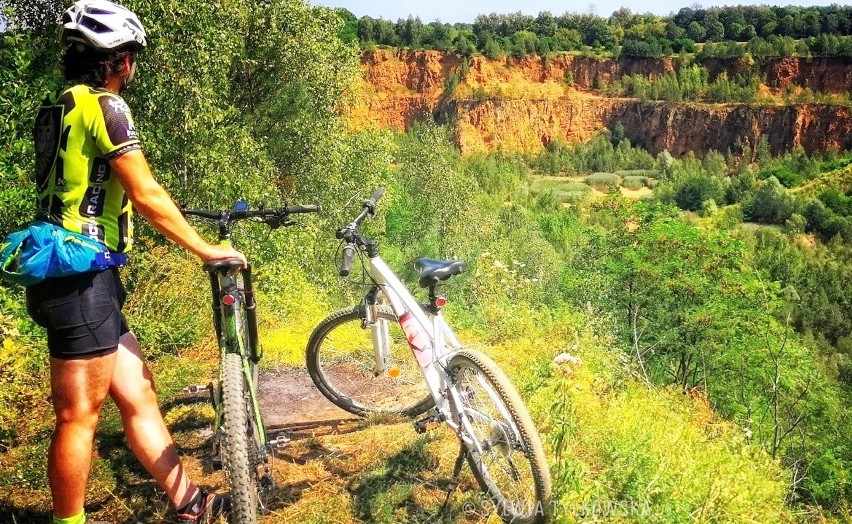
top-left (339, 244), bottom-right (356, 277)
top-left (365, 188), bottom-right (384, 211)
top-left (285, 204), bottom-right (322, 214)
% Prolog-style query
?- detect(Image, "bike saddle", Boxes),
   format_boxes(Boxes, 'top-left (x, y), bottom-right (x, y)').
top-left (203, 258), bottom-right (246, 273)
top-left (414, 258), bottom-right (467, 288)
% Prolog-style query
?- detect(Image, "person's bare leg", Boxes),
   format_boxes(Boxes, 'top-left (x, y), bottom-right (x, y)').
top-left (49, 350), bottom-right (117, 518)
top-left (109, 331), bottom-right (198, 509)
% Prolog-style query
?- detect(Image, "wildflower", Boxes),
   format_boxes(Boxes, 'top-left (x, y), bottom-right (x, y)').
top-left (553, 353), bottom-right (582, 366)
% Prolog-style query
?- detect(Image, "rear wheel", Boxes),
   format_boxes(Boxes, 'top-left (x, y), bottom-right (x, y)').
top-left (221, 352), bottom-right (259, 524)
top-left (449, 349), bottom-right (551, 524)
top-left (306, 305), bottom-right (434, 417)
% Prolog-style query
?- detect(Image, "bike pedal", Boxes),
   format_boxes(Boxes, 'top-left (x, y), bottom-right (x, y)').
top-left (271, 434), bottom-right (291, 449)
top-left (183, 384), bottom-right (210, 396)
top-left (414, 414), bottom-right (445, 434)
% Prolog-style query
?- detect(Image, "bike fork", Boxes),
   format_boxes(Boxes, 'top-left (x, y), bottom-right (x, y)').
top-left (362, 295), bottom-right (391, 376)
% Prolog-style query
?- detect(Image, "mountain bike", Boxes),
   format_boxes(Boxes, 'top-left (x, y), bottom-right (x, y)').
top-left (306, 189), bottom-right (552, 523)
top-left (183, 200), bottom-right (320, 524)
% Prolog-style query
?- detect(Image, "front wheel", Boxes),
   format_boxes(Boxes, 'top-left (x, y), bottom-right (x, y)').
top-left (306, 305), bottom-right (434, 417)
top-left (220, 352), bottom-right (259, 524)
top-left (449, 349), bottom-right (552, 524)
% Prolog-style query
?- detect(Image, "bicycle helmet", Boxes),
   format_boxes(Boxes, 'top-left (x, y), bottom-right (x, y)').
top-left (61, 0), bottom-right (147, 51)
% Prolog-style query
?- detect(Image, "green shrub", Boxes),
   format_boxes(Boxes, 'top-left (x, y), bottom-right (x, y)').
top-left (621, 176), bottom-right (649, 190)
top-left (550, 184), bottom-right (592, 203)
top-left (742, 176), bottom-right (797, 225)
top-left (674, 175), bottom-right (724, 211)
top-left (714, 204), bottom-right (744, 230)
top-left (122, 246), bottom-right (210, 356)
top-left (0, 285), bottom-right (48, 447)
top-left (758, 165), bottom-right (805, 188)
top-left (614, 169), bottom-right (659, 178)
top-left (784, 213), bottom-right (807, 235)
top-left (700, 199), bottom-right (718, 217)
top-left (585, 172), bottom-right (622, 190)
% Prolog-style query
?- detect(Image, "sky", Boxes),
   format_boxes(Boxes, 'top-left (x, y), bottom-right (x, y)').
top-left (310, 0), bottom-right (842, 23)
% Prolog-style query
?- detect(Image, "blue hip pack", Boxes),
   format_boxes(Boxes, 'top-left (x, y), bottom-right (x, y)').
top-left (0, 221), bottom-right (127, 286)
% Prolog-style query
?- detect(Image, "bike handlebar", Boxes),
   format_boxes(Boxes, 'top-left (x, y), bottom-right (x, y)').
top-left (285, 204), bottom-right (322, 214)
top-left (336, 188), bottom-right (384, 277)
top-left (183, 205), bottom-right (320, 222)
top-left (182, 202), bottom-right (321, 239)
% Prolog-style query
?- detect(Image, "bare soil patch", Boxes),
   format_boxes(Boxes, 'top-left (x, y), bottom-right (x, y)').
top-left (258, 367), bottom-right (359, 429)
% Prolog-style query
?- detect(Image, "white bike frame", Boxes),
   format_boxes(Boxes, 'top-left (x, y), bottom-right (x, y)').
top-left (361, 255), bottom-right (520, 454)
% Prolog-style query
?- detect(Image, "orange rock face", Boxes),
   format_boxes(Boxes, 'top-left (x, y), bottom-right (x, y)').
top-left (351, 50), bottom-right (852, 157)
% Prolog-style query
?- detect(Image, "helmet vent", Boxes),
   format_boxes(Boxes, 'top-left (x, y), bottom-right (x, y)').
top-left (83, 19), bottom-right (111, 34)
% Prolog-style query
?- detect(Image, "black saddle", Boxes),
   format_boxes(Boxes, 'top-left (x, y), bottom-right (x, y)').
top-left (414, 258), bottom-right (467, 288)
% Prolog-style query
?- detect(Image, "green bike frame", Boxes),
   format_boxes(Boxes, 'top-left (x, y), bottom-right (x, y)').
top-left (207, 263), bottom-right (267, 452)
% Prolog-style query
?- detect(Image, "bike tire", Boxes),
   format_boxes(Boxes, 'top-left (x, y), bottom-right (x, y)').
top-left (306, 305), bottom-right (434, 417)
top-left (221, 351), bottom-right (259, 524)
top-left (449, 349), bottom-right (552, 524)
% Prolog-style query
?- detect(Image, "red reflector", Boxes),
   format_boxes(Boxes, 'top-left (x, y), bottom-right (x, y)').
top-left (221, 294), bottom-right (235, 306)
top-left (435, 297), bottom-right (447, 307)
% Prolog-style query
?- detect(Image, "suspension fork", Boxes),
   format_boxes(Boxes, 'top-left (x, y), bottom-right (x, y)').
top-left (362, 286), bottom-right (391, 375)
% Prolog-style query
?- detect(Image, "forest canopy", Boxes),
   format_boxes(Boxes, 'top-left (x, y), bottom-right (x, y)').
top-left (345, 4), bottom-right (852, 58)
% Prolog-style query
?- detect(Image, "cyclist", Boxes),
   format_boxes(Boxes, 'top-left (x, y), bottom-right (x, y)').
top-left (26, 1), bottom-right (245, 523)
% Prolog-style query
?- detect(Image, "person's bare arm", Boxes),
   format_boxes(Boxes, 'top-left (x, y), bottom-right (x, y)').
top-left (110, 149), bottom-right (247, 265)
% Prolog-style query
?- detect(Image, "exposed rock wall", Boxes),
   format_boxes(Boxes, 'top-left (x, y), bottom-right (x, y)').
top-left (353, 50), bottom-right (852, 156)
top-left (436, 99), bottom-right (852, 156)
top-left (762, 57), bottom-right (852, 93)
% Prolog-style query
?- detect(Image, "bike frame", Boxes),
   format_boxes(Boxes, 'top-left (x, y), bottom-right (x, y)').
top-left (207, 265), bottom-right (267, 453)
top-left (360, 255), bottom-right (520, 454)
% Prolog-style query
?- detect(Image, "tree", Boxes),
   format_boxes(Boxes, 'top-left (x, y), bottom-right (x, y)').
top-left (335, 9), bottom-right (359, 44)
top-left (707, 20), bottom-right (726, 41)
top-left (397, 16), bottom-right (423, 47)
top-left (742, 176), bottom-right (796, 224)
top-left (357, 16), bottom-right (377, 44)
top-left (535, 11), bottom-right (557, 37)
top-left (509, 30), bottom-right (540, 57)
top-left (553, 28), bottom-right (582, 51)
top-left (583, 17), bottom-right (617, 49)
top-left (453, 33), bottom-right (478, 55)
top-left (674, 175), bottom-right (723, 211)
top-left (687, 20), bottom-right (707, 41)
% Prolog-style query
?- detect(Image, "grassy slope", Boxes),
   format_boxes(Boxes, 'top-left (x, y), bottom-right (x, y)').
top-left (0, 293), bottom-right (799, 523)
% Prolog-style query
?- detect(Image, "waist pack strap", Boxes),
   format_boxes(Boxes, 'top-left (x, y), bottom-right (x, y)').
top-left (95, 251), bottom-right (127, 267)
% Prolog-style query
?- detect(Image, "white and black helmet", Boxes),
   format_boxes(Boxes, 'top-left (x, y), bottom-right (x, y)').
top-left (61, 0), bottom-right (147, 51)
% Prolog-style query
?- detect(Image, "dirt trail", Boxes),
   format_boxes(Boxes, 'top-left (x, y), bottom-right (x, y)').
top-left (248, 367), bottom-right (483, 523)
top-left (258, 367), bottom-right (359, 430)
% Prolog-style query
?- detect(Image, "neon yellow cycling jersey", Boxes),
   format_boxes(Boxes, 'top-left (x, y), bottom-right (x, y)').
top-left (33, 84), bottom-right (141, 253)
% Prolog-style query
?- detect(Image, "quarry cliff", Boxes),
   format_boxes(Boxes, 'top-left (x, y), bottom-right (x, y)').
top-left (351, 50), bottom-right (852, 157)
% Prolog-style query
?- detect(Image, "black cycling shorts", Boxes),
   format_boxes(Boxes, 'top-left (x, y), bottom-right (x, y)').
top-left (26, 267), bottom-right (129, 359)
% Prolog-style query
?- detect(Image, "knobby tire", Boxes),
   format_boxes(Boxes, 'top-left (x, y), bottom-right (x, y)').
top-left (221, 351), bottom-right (259, 524)
top-left (450, 349), bottom-right (552, 524)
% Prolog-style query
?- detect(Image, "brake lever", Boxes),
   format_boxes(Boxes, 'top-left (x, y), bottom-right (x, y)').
top-left (283, 220), bottom-right (305, 228)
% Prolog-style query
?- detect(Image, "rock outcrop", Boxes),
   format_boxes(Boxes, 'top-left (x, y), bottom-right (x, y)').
top-left (352, 50), bottom-right (852, 157)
